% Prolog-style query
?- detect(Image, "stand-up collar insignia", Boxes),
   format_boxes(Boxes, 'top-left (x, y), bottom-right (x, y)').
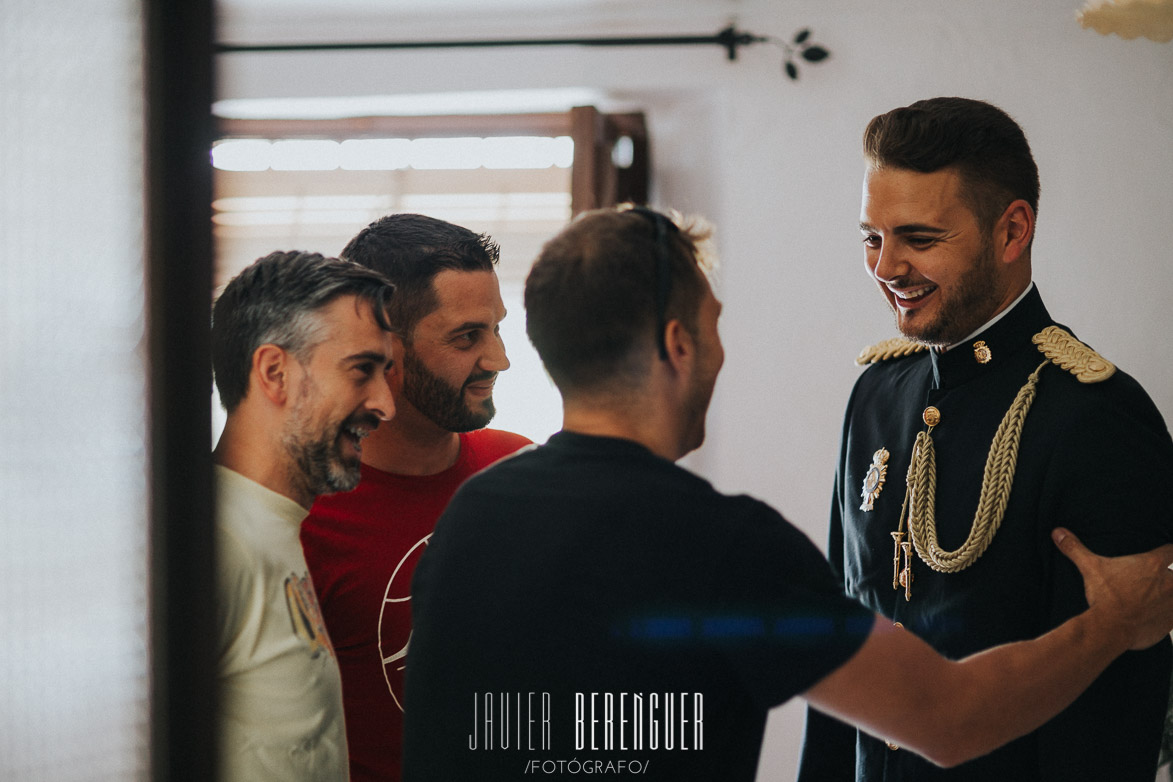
top-left (973, 340), bottom-right (992, 364)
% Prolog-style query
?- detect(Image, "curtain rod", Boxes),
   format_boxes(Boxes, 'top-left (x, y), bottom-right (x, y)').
top-left (216, 24), bottom-right (769, 61)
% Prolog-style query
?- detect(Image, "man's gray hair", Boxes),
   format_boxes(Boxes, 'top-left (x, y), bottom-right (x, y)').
top-left (211, 250), bottom-right (395, 412)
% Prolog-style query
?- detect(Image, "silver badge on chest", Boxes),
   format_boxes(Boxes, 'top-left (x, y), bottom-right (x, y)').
top-left (859, 447), bottom-right (890, 511)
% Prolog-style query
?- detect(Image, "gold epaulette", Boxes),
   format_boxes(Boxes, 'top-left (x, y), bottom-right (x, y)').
top-left (1032, 325), bottom-right (1116, 383)
top-left (855, 338), bottom-right (928, 366)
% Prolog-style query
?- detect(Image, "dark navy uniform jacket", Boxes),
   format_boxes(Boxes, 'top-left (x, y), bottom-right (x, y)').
top-left (799, 287), bottom-right (1173, 781)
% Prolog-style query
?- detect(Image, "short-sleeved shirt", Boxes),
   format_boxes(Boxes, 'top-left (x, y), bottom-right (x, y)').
top-left (302, 428), bottom-right (532, 781)
top-left (215, 465), bottom-right (347, 781)
top-left (404, 431), bottom-right (874, 781)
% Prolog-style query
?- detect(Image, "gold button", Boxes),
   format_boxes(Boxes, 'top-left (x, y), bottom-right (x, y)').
top-left (923, 406), bottom-right (941, 426)
top-left (887, 741), bottom-right (900, 751)
top-left (893, 621), bottom-right (903, 628)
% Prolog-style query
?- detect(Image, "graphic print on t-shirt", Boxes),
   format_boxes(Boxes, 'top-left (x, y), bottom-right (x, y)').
top-left (284, 571), bottom-right (335, 659)
top-left (378, 533), bottom-right (432, 711)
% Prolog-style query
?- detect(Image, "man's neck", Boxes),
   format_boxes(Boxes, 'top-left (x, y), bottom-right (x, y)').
top-left (561, 400), bottom-right (685, 463)
top-left (361, 404), bottom-right (462, 476)
top-left (941, 281), bottom-right (1035, 352)
top-left (213, 419), bottom-right (313, 509)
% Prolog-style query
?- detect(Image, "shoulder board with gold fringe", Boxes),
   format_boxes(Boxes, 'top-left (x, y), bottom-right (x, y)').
top-left (1032, 326), bottom-right (1116, 383)
top-left (855, 338), bottom-right (928, 366)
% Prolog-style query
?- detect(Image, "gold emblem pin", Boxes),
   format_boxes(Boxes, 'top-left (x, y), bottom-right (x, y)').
top-left (859, 447), bottom-right (890, 511)
top-left (974, 340), bottom-right (992, 364)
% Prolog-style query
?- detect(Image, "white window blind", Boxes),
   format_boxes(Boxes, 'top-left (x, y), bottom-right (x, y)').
top-left (0, 1), bottom-right (149, 779)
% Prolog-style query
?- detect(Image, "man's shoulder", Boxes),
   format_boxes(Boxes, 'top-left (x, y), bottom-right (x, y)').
top-left (1031, 324), bottom-right (1167, 425)
top-left (215, 466), bottom-right (304, 540)
top-left (853, 336), bottom-right (931, 382)
top-left (460, 435), bottom-right (774, 519)
top-left (462, 431), bottom-right (537, 454)
top-left (854, 336), bottom-right (929, 367)
top-left (460, 428), bottom-right (535, 470)
top-left (463, 427), bottom-right (533, 449)
top-left (847, 337), bottom-right (931, 406)
top-left (1039, 360), bottom-right (1169, 443)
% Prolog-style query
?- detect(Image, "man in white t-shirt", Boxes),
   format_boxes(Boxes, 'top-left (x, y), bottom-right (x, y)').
top-left (210, 250), bottom-right (396, 781)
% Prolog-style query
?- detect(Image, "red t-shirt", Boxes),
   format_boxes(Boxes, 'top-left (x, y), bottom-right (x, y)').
top-left (302, 428), bottom-right (532, 782)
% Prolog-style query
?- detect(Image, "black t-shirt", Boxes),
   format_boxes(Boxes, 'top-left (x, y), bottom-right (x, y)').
top-left (404, 431), bottom-right (873, 781)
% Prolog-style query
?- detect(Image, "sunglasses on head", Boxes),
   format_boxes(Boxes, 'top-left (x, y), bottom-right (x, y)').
top-left (627, 206), bottom-right (678, 361)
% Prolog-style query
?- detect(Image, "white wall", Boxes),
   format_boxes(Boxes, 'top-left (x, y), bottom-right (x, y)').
top-left (219, 2), bottom-right (1173, 777)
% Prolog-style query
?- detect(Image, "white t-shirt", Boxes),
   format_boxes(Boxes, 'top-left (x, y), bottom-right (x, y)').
top-left (215, 465), bottom-right (348, 781)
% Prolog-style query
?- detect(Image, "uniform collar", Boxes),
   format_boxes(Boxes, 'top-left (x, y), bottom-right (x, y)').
top-left (942, 282), bottom-right (1035, 350)
top-left (929, 285), bottom-right (1052, 389)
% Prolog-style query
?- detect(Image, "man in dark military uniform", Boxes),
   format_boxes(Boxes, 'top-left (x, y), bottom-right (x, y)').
top-left (799, 97), bottom-right (1173, 781)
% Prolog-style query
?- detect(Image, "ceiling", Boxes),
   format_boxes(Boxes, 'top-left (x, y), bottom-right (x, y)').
top-left (220, 0), bottom-right (621, 9)
top-left (216, 0), bottom-right (748, 42)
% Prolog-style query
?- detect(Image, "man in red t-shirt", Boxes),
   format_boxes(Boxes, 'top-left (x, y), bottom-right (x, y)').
top-left (302, 214), bottom-right (531, 781)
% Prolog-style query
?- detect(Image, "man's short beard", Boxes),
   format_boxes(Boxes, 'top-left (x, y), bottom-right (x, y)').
top-left (283, 377), bottom-right (363, 499)
top-left (895, 237), bottom-right (1003, 346)
top-left (286, 430), bottom-right (361, 497)
top-left (401, 347), bottom-right (495, 433)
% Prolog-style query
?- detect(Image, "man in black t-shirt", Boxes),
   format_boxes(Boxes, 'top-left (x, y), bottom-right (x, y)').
top-left (408, 426), bottom-right (875, 780)
top-left (403, 206), bottom-right (1173, 781)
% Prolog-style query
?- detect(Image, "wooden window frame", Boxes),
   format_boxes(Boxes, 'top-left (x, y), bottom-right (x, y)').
top-left (217, 108), bottom-right (649, 215)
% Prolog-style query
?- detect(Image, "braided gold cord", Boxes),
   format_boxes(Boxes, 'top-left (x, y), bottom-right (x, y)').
top-left (903, 359), bottom-right (1050, 573)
